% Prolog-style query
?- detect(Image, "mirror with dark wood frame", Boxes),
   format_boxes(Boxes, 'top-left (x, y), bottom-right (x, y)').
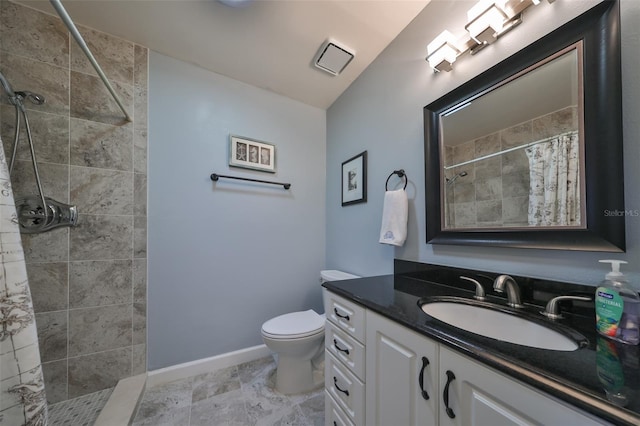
top-left (424, 0), bottom-right (624, 252)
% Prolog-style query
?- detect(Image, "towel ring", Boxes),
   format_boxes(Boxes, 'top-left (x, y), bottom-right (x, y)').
top-left (385, 169), bottom-right (407, 191)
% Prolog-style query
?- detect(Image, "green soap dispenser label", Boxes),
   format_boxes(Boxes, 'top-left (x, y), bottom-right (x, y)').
top-left (596, 287), bottom-right (624, 337)
top-left (596, 338), bottom-right (625, 392)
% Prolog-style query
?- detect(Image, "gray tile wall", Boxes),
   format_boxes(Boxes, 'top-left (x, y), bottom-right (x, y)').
top-left (444, 106), bottom-right (577, 228)
top-left (0, 0), bottom-right (147, 403)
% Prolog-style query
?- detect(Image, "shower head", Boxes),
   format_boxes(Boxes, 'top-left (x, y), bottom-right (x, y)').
top-left (0, 72), bottom-right (45, 107)
top-left (446, 171), bottom-right (468, 185)
top-left (15, 91), bottom-right (45, 105)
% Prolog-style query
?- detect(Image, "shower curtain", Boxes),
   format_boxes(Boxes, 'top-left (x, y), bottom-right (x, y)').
top-left (0, 136), bottom-right (48, 425)
top-left (525, 132), bottom-right (580, 226)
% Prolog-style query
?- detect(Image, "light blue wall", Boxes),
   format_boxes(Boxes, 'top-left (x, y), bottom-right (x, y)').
top-left (327, 0), bottom-right (640, 286)
top-left (148, 53), bottom-right (326, 369)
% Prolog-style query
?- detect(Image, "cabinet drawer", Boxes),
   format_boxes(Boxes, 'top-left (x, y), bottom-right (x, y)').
top-left (325, 390), bottom-right (355, 426)
top-left (325, 352), bottom-right (365, 425)
top-left (323, 289), bottom-right (366, 342)
top-left (325, 321), bottom-right (365, 381)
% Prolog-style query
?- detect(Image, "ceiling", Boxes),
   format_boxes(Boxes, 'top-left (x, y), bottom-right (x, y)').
top-left (19, 0), bottom-right (431, 109)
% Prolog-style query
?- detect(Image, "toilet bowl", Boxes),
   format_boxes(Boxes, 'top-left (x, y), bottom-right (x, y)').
top-left (261, 270), bottom-right (360, 395)
top-left (261, 309), bottom-right (325, 394)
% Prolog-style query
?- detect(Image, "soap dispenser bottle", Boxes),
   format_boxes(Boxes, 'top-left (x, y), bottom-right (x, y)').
top-left (595, 260), bottom-right (640, 345)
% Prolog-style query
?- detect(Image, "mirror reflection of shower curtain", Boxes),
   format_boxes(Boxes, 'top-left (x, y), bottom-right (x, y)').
top-left (526, 132), bottom-right (580, 226)
top-left (444, 184), bottom-right (453, 227)
top-left (0, 136), bottom-right (48, 425)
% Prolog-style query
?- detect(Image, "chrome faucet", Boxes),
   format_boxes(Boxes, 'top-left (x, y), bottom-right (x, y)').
top-left (460, 276), bottom-right (486, 301)
top-left (541, 295), bottom-right (592, 320)
top-left (493, 275), bottom-right (524, 308)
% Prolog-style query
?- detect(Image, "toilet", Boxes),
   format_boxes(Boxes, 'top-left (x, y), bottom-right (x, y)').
top-left (261, 269), bottom-right (360, 394)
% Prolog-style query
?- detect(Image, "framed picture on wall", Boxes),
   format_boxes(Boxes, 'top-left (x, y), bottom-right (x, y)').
top-left (342, 151), bottom-right (367, 206)
top-left (229, 135), bottom-right (276, 173)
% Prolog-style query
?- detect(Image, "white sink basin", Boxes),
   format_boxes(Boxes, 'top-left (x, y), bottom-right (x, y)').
top-left (421, 301), bottom-right (580, 351)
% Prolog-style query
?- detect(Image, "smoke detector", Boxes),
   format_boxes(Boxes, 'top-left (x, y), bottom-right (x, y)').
top-left (313, 39), bottom-right (355, 76)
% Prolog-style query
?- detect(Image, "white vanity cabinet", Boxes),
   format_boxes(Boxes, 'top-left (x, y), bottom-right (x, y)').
top-left (365, 310), bottom-right (438, 426)
top-left (323, 290), bottom-right (610, 426)
top-left (438, 346), bottom-right (610, 426)
top-left (323, 290), bottom-right (367, 426)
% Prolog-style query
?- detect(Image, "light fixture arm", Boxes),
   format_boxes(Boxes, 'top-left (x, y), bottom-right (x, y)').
top-left (426, 0), bottom-right (555, 73)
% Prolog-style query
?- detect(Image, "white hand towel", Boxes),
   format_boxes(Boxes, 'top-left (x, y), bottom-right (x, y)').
top-left (379, 189), bottom-right (408, 247)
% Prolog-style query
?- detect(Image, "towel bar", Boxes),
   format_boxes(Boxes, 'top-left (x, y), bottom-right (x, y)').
top-left (210, 173), bottom-right (291, 189)
top-left (385, 169), bottom-right (407, 190)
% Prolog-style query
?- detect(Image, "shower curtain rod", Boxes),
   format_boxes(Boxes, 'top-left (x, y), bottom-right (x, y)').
top-left (444, 130), bottom-right (578, 170)
top-left (49, 0), bottom-right (132, 122)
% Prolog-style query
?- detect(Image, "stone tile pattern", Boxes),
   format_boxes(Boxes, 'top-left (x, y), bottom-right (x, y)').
top-left (0, 0), bottom-right (148, 403)
top-left (444, 106), bottom-right (577, 228)
top-left (133, 357), bottom-right (324, 426)
top-left (48, 387), bottom-right (113, 426)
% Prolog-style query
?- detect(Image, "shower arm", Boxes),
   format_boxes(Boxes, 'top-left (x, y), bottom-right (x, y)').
top-left (0, 74), bottom-right (75, 233)
top-left (49, 0), bottom-right (132, 123)
top-left (1, 70), bottom-right (49, 229)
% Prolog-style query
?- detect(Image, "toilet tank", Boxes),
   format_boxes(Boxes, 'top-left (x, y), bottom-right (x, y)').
top-left (320, 269), bottom-right (360, 283)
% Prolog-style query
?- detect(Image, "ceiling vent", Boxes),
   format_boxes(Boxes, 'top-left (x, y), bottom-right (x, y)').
top-left (313, 39), bottom-right (355, 76)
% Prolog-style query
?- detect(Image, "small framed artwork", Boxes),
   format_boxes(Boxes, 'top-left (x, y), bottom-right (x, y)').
top-left (342, 151), bottom-right (367, 206)
top-left (229, 135), bottom-right (276, 173)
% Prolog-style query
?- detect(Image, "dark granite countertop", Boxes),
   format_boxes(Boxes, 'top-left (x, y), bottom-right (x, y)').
top-left (321, 262), bottom-right (640, 426)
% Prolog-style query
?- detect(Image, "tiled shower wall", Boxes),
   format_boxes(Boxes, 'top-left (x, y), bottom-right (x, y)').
top-left (0, 0), bottom-right (147, 403)
top-left (444, 106), bottom-right (577, 228)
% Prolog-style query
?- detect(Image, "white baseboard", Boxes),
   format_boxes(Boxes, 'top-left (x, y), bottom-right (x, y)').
top-left (146, 344), bottom-right (272, 388)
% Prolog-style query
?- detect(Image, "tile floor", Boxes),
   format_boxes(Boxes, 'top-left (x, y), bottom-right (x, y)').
top-left (48, 387), bottom-right (113, 425)
top-left (132, 356), bottom-right (325, 426)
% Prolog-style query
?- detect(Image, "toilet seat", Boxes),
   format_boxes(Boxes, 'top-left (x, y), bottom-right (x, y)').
top-left (262, 309), bottom-right (325, 339)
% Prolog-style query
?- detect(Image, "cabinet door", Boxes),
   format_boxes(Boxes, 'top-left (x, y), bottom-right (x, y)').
top-left (438, 346), bottom-right (610, 426)
top-left (366, 310), bottom-right (438, 426)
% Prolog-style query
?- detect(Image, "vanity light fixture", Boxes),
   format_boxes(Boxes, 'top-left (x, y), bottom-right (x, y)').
top-left (426, 0), bottom-right (556, 73)
top-left (465, 0), bottom-right (509, 45)
top-left (426, 31), bottom-right (461, 72)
